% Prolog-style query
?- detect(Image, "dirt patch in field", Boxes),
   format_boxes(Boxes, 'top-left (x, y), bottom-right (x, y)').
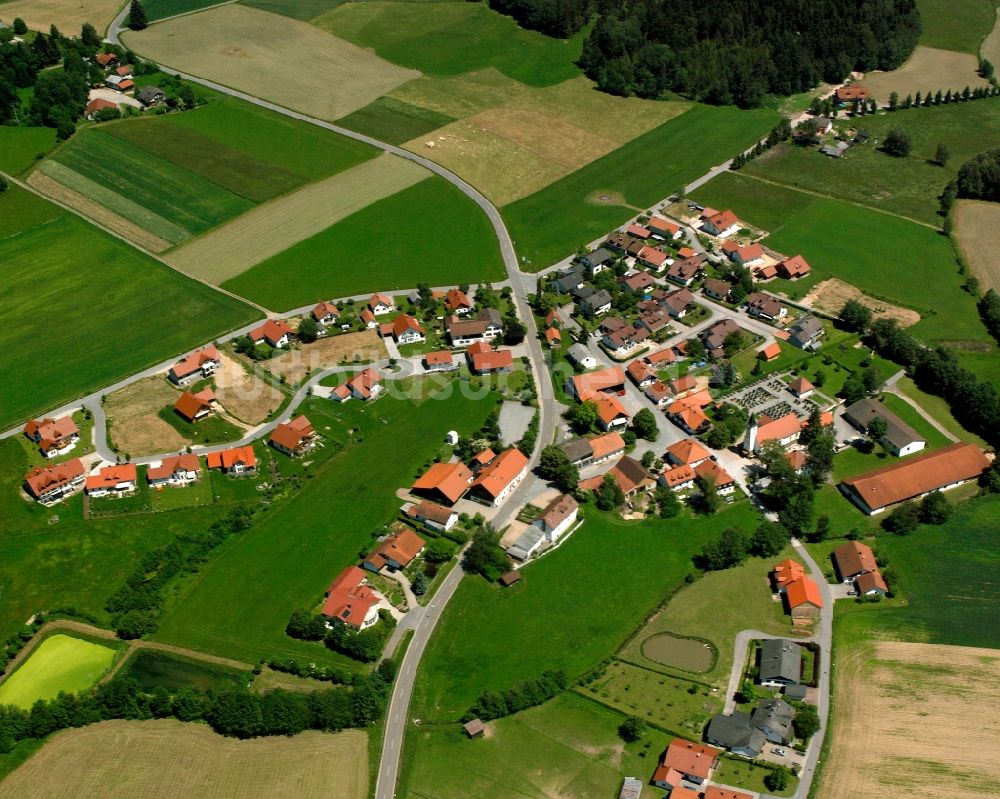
top-left (953, 199), bottom-right (1000, 293)
top-left (802, 278), bottom-right (920, 327)
top-left (859, 46), bottom-right (988, 101)
top-left (26, 172), bottom-right (171, 253)
top-left (265, 330), bottom-right (386, 384)
top-left (105, 376), bottom-right (186, 457)
top-left (123, 4), bottom-right (419, 121)
top-left (165, 154), bottom-right (428, 286)
top-left (981, 9), bottom-right (1000, 69)
top-left (1, 719), bottom-right (367, 799)
top-left (819, 640), bottom-right (1000, 799)
top-left (212, 353), bottom-right (284, 424)
top-left (0, 0), bottom-right (123, 34)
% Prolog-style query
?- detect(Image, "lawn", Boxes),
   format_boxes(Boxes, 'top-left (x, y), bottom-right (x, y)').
top-left (315, 0), bottom-right (585, 87)
top-left (152, 387), bottom-right (497, 664)
top-left (690, 171), bottom-right (987, 346)
top-left (157, 407), bottom-right (244, 446)
top-left (221, 176), bottom-right (505, 308)
top-left (0, 634), bottom-right (117, 709)
top-left (241, 0), bottom-right (347, 20)
top-left (0, 126), bottom-right (56, 174)
top-left (335, 96), bottom-right (456, 145)
top-left (915, 0), bottom-right (996, 54)
top-left (0, 186), bottom-right (257, 429)
top-left (411, 502), bottom-right (763, 722)
top-left (502, 104), bottom-right (779, 270)
top-left (143, 0), bottom-right (233, 21)
top-left (893, 376), bottom-right (989, 446)
top-left (121, 650), bottom-right (248, 693)
top-left (743, 100), bottom-right (1000, 226)
top-left (714, 755), bottom-right (798, 797)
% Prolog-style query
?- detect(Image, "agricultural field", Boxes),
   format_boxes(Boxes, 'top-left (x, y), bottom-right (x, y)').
top-left (334, 96), bottom-right (456, 146)
top-left (0, 185), bottom-right (256, 430)
top-left (0, 127), bottom-right (56, 174)
top-left (0, 0), bottom-right (121, 33)
top-left (0, 634), bottom-right (117, 709)
top-left (0, 720), bottom-right (368, 799)
top-left (743, 100), bottom-right (1000, 226)
top-left (858, 46), bottom-right (987, 101)
top-left (152, 387), bottom-right (497, 664)
top-left (953, 199), bottom-right (1000, 292)
top-left (690, 171), bottom-right (987, 346)
top-left (982, 8), bottom-right (1000, 67)
top-left (123, 4), bottom-right (420, 121)
top-left (222, 176), bottom-right (506, 309)
top-left (915, 0), bottom-right (997, 54)
top-left (241, 0), bottom-right (345, 20)
top-left (142, 0), bottom-right (233, 22)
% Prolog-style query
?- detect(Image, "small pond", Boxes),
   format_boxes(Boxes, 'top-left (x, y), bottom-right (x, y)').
top-left (641, 632), bottom-right (715, 673)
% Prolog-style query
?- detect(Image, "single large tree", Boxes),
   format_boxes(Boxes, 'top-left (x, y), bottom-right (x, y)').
top-left (883, 128), bottom-right (912, 157)
top-left (128, 0), bottom-right (148, 31)
top-left (632, 408), bottom-right (659, 441)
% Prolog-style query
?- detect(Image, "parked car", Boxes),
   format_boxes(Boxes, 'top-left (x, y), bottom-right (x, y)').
top-left (772, 747), bottom-right (787, 756)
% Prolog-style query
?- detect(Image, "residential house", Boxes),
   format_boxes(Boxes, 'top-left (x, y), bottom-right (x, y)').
top-left (700, 209), bottom-right (740, 238)
top-left (643, 380), bottom-right (672, 408)
top-left (645, 348), bottom-right (676, 368)
top-left (659, 463), bottom-right (696, 491)
top-left (771, 559), bottom-right (805, 590)
top-left (788, 376), bottom-right (814, 399)
top-left (605, 232), bottom-right (640, 255)
top-left (759, 638), bottom-right (802, 686)
top-left (651, 738), bottom-right (720, 789)
top-left (545, 309), bottom-right (562, 329)
top-left (445, 308), bottom-right (503, 346)
top-left (405, 500), bottom-right (459, 532)
top-left (777, 255), bottom-right (811, 279)
top-left (508, 493), bottom-right (579, 560)
top-left (544, 327), bottom-right (562, 347)
top-left (312, 301), bottom-right (340, 329)
top-left (695, 459), bottom-right (737, 495)
top-left (759, 342), bottom-right (781, 361)
top-left (835, 85), bottom-right (869, 104)
top-left (23, 458), bottom-right (86, 504)
top-left (745, 292), bottom-right (786, 321)
top-left (701, 318), bottom-right (741, 352)
top-left (467, 341), bottom-right (513, 373)
top-left (855, 570), bottom-right (889, 596)
top-left (578, 288), bottom-right (613, 316)
top-left (360, 308), bottom-right (377, 328)
top-left (369, 293), bottom-right (395, 315)
top-left (136, 86), bottom-right (166, 107)
top-left (269, 415), bottom-right (316, 457)
top-left (784, 576), bottom-right (824, 621)
top-left (667, 256), bottom-right (705, 287)
top-left (578, 248), bottom-right (615, 273)
top-left (705, 712), bottom-right (766, 758)
top-left (248, 319), bottom-right (294, 348)
top-left (603, 323), bottom-right (649, 358)
top-left (423, 351), bottom-right (455, 372)
top-left (558, 431), bottom-right (626, 468)
top-left (412, 461), bottom-right (473, 505)
top-left (832, 541), bottom-right (888, 596)
top-left (468, 448), bottom-right (529, 507)
top-left (85, 464), bottom-right (138, 497)
top-left (842, 397), bottom-right (925, 456)
top-left (85, 97), bottom-right (118, 119)
top-left (322, 566), bottom-right (382, 629)
top-left (365, 528), bottom-right (426, 572)
top-left (751, 698), bottom-right (795, 744)
top-left (722, 240), bottom-right (765, 267)
top-left (567, 343), bottom-right (598, 370)
top-left (743, 412), bottom-right (802, 454)
top-left (331, 368), bottom-right (382, 401)
top-left (625, 223), bottom-right (651, 239)
top-left (788, 316), bottom-right (825, 350)
top-left (665, 438), bottom-right (711, 468)
top-left (95, 52), bottom-right (118, 67)
top-left (23, 416), bottom-right (80, 458)
top-left (105, 75), bottom-right (134, 92)
top-left (579, 455), bottom-right (654, 498)
top-left (662, 287), bottom-right (693, 319)
top-left (550, 265), bottom-right (587, 294)
top-left (703, 278), bottom-right (732, 302)
top-left (381, 313), bottom-right (425, 344)
top-left (115, 64), bottom-right (134, 79)
top-left (206, 445), bottom-right (256, 475)
top-left (647, 216), bottom-right (683, 240)
top-left (840, 442), bottom-right (989, 515)
top-left (637, 246), bottom-right (670, 272)
top-left (147, 454), bottom-right (200, 488)
top-left (173, 388), bottom-right (216, 422)
top-left (168, 345), bottom-right (221, 386)
top-left (445, 288), bottom-right (473, 315)
top-left (627, 359), bottom-right (657, 388)
top-left (667, 391), bottom-right (713, 435)
top-left (568, 366), bottom-right (625, 400)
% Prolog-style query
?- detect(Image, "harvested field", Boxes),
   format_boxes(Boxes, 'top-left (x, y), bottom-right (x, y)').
top-left (982, 8), bottom-right (1000, 69)
top-left (859, 46), bottom-right (988, 101)
top-left (123, 4), bottom-right (420, 121)
top-left (105, 376), bottom-right (187, 456)
top-left (165, 154), bottom-right (428, 285)
top-left (212, 353), bottom-right (284, 424)
top-left (802, 278), bottom-right (921, 327)
top-left (820, 641), bottom-right (1000, 799)
top-left (953, 200), bottom-right (1000, 293)
top-left (0, 0), bottom-right (123, 34)
top-left (1, 719), bottom-right (368, 799)
top-left (26, 172), bottom-right (172, 253)
top-left (265, 331), bottom-right (386, 384)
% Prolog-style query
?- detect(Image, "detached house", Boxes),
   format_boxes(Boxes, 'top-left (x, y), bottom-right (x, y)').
top-left (381, 313), bottom-right (425, 344)
top-left (722, 240), bottom-right (765, 267)
top-left (85, 464), bottom-right (137, 497)
top-left (445, 288), bottom-right (473, 314)
top-left (467, 341), bottom-right (513, 374)
top-left (788, 316), bottom-right (825, 350)
top-left (468, 448), bottom-right (529, 507)
top-left (365, 528), bottom-right (426, 572)
top-left (777, 255), bottom-right (811, 279)
top-left (703, 278), bottom-right (732, 302)
top-left (322, 566), bottom-right (382, 629)
top-left (369, 293), bottom-right (395, 315)
top-left (206, 445), bottom-right (256, 475)
top-left (578, 247), bottom-right (615, 273)
top-left (637, 246), bottom-right (670, 272)
top-left (423, 351), bottom-right (456, 372)
top-left (173, 388), bottom-right (216, 422)
top-left (136, 85), bottom-right (166, 107)
top-left (647, 216), bottom-right (683, 240)
top-left (412, 461), bottom-right (473, 505)
top-left (651, 739), bottom-right (720, 790)
top-left (331, 368), bottom-right (382, 401)
top-left (312, 301), bottom-right (340, 329)
top-left (550, 265), bottom-right (587, 294)
top-left (568, 366), bottom-right (625, 400)
top-left (168, 345), bottom-right (221, 386)
top-left (23, 415), bottom-right (80, 458)
top-left (578, 288), bottom-right (613, 316)
top-left (558, 431), bottom-right (626, 468)
top-left (508, 493), bottom-right (579, 561)
top-left (701, 209), bottom-right (740, 238)
top-left (23, 458), bottom-right (86, 504)
top-left (445, 308), bottom-right (503, 346)
top-left (269, 415), bottom-right (316, 457)
top-left (248, 319), bottom-right (294, 348)
top-left (405, 500), bottom-right (459, 532)
top-left (147, 454), bottom-right (201, 487)
top-left (759, 638), bottom-right (803, 686)
top-left (603, 323), bottom-right (649, 358)
top-left (667, 256), bottom-right (705, 287)
top-left (745, 292), bottom-right (786, 321)
top-left (580, 455), bottom-right (655, 498)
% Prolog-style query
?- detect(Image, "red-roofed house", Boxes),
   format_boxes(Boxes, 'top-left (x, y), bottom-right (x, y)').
top-left (579, 455), bottom-right (654, 497)
top-left (322, 566), bottom-right (383, 629)
top-left (695, 459), bottom-right (736, 495)
top-left (667, 390), bottom-right (713, 435)
top-left (169, 345), bottom-right (221, 386)
top-left (360, 308), bottom-right (377, 328)
top-left (412, 462), bottom-right (473, 505)
top-left (206, 445), bottom-right (256, 475)
top-left (637, 246), bottom-right (670, 272)
top-left (622, 271), bottom-right (656, 296)
top-left (722, 240), bottom-right (765, 267)
top-left (626, 223), bottom-right (651, 239)
top-left (381, 314), bottom-right (425, 344)
top-left (759, 342), bottom-right (782, 362)
top-left (173, 388), bottom-right (216, 422)
top-left (647, 216), bottom-right (683, 240)
top-left (85, 464), bottom-right (138, 497)
top-left (704, 787), bottom-right (753, 799)
top-left (95, 52), bottom-right (118, 67)
top-left (331, 368), bottom-right (382, 401)
top-left (369, 293), bottom-right (395, 315)
top-left (569, 366), bottom-right (625, 400)
top-left (248, 319), bottom-right (294, 348)
top-left (784, 576), bottom-right (823, 621)
top-left (772, 559), bottom-right (805, 590)
top-left (269, 415), bottom-right (316, 457)
top-left (147, 454), bottom-right (200, 487)
top-left (788, 375), bottom-right (814, 398)
top-left (835, 85), bottom-right (869, 104)
top-left (659, 463), bottom-right (696, 491)
top-left (445, 289), bottom-right (473, 314)
top-left (469, 448), bottom-right (529, 507)
top-left (405, 500), bottom-right (459, 532)
top-left (701, 210), bottom-right (740, 238)
top-left (423, 350), bottom-right (456, 372)
top-left (85, 97), bottom-right (118, 119)
top-left (365, 528), bottom-right (426, 571)
top-left (312, 301), bottom-right (340, 328)
top-left (627, 359), bottom-right (656, 388)
top-left (467, 341), bottom-right (513, 373)
top-left (666, 438), bottom-right (711, 467)
top-left (652, 738), bottom-right (721, 789)
top-left (544, 326), bottom-right (562, 347)
top-left (23, 458), bottom-right (85, 504)
top-left (24, 416), bottom-right (80, 458)
top-left (777, 255), bottom-right (811, 279)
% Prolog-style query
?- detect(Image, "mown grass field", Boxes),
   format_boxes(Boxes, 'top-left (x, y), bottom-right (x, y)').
top-left (222, 176), bottom-right (505, 308)
top-left (241, 0), bottom-right (346, 20)
top-left (743, 100), bottom-right (1000, 226)
top-left (0, 634), bottom-right (116, 709)
top-left (954, 199), bottom-right (1000, 293)
top-left (0, 127), bottom-right (56, 174)
top-left (335, 96), bottom-right (456, 145)
top-left (0, 0), bottom-right (121, 33)
top-left (143, 0), bottom-right (233, 22)
top-left (503, 105), bottom-right (779, 269)
top-left (0, 185), bottom-right (257, 429)
top-left (690, 172), bottom-right (987, 346)
top-left (153, 387), bottom-right (497, 663)
top-left (859, 45), bottom-right (986, 102)
top-left (915, 0), bottom-right (996, 54)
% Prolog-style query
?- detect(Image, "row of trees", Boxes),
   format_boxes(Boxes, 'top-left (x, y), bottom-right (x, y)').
top-left (730, 119), bottom-right (793, 169)
top-left (956, 148), bottom-right (1000, 203)
top-left (888, 84), bottom-right (1000, 111)
top-left (464, 669), bottom-right (567, 721)
top-left (978, 289), bottom-right (1000, 341)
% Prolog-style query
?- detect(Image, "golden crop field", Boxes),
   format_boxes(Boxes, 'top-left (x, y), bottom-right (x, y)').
top-left (0, 0), bottom-right (123, 35)
top-left (953, 200), bottom-right (1000, 293)
top-left (859, 46), bottom-right (988, 100)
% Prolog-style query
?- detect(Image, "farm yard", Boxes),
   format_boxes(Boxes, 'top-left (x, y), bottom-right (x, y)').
top-left (0, 0), bottom-right (122, 34)
top-left (0, 185), bottom-right (256, 430)
top-left (0, 720), bottom-right (368, 799)
top-left (953, 200), bottom-right (1000, 292)
top-left (0, 634), bottom-right (117, 709)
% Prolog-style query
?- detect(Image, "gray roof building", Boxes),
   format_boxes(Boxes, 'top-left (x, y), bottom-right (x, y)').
top-left (783, 684), bottom-right (808, 700)
top-left (580, 289), bottom-right (613, 314)
top-left (706, 712), bottom-right (766, 758)
top-left (788, 316), bottom-right (825, 350)
top-left (567, 343), bottom-right (597, 369)
top-left (751, 698), bottom-right (795, 744)
top-left (759, 638), bottom-right (802, 685)
top-left (579, 248), bottom-right (615, 270)
top-left (842, 398), bottom-right (926, 457)
top-left (559, 437), bottom-right (594, 465)
top-left (550, 265), bottom-right (587, 294)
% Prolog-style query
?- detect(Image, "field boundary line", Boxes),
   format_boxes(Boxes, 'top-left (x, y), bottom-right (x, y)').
top-left (149, 0), bottom-right (239, 26)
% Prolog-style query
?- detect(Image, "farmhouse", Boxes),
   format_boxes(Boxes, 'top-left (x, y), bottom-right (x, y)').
top-left (23, 458), bottom-right (86, 504)
top-left (783, 576), bottom-right (824, 621)
top-left (651, 738), bottom-right (720, 789)
top-left (839, 442), bottom-right (990, 515)
top-left (835, 84), bottom-right (869, 104)
top-left (466, 341), bottom-right (513, 374)
top-left (136, 86), bottom-right (166, 107)
top-left (23, 415), bottom-right (80, 458)
top-left (381, 314), bottom-right (425, 344)
top-left (842, 398), bottom-right (925, 456)
top-left (568, 366), bottom-right (625, 400)
top-left (168, 345), bottom-right (221, 386)
top-left (404, 500), bottom-right (458, 532)
top-left (85, 97), bottom-right (118, 119)
top-left (331, 368), bottom-right (382, 401)
top-left (105, 75), bottom-right (134, 92)
top-left (248, 319), bottom-right (294, 348)
top-left (579, 455), bottom-right (654, 497)
top-left (95, 53), bottom-right (118, 67)
top-left (445, 288), bottom-right (473, 314)
top-left (85, 464), bottom-right (138, 497)
top-left (322, 566), bottom-right (382, 629)
top-left (365, 528), bottom-right (425, 572)
top-left (412, 462), bottom-right (474, 505)
top-left (558, 431), bottom-right (626, 467)
top-left (147, 454), bottom-right (200, 487)
top-left (205, 445), bottom-right (256, 475)
top-left (269, 415), bottom-right (316, 457)
top-left (445, 309), bottom-right (503, 346)
top-left (759, 638), bottom-right (803, 686)
top-left (771, 558), bottom-right (805, 590)
top-left (508, 493), bottom-right (579, 561)
top-left (312, 301), bottom-right (340, 328)
top-left (647, 216), bottom-right (683, 240)
top-left (777, 255), bottom-right (811, 279)
top-left (173, 388), bottom-right (216, 422)
top-left (701, 209), bottom-right (740, 238)
top-left (469, 448), bottom-right (529, 507)
top-left (745, 292), bottom-right (786, 321)
top-left (722, 240), bottom-right (765, 267)
top-left (369, 293), bottom-right (395, 315)
top-left (423, 351), bottom-right (456, 372)
top-left (855, 570), bottom-right (889, 596)
top-left (788, 316), bottom-right (824, 350)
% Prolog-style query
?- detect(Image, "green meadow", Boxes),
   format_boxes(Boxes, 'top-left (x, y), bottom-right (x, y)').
top-left (0, 186), bottom-right (256, 429)
top-left (0, 634), bottom-right (116, 709)
top-left (222, 176), bottom-right (505, 307)
top-left (143, 0), bottom-right (234, 22)
top-left (241, 0), bottom-right (347, 21)
top-left (335, 96), bottom-right (456, 145)
top-left (0, 126), bottom-right (56, 174)
top-left (915, 0), bottom-right (996, 53)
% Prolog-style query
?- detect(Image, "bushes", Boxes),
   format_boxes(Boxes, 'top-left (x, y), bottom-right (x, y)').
top-left (324, 610), bottom-right (396, 663)
top-left (464, 669), bottom-right (567, 722)
top-left (462, 526), bottom-right (512, 582)
top-left (1, 616), bottom-right (45, 677)
top-left (267, 658), bottom-right (351, 684)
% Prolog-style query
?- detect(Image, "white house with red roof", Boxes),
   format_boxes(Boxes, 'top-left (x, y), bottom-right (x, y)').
top-left (23, 459), bottom-right (86, 504)
top-left (369, 293), bottom-right (395, 315)
top-left (312, 301), bottom-right (340, 331)
top-left (647, 216), bottom-right (683, 240)
top-left (24, 416), bottom-right (80, 459)
top-left (722, 240), bottom-right (765, 267)
top-left (445, 289), bottom-right (473, 315)
top-left (322, 566), bottom-right (383, 630)
top-left (168, 345), bottom-right (221, 386)
top-left (147, 454), bottom-right (201, 487)
top-left (85, 464), bottom-right (138, 497)
top-left (248, 319), bottom-right (294, 348)
top-left (700, 209), bottom-right (741, 238)
top-left (380, 314), bottom-right (425, 344)
top-left (331, 368), bottom-right (382, 402)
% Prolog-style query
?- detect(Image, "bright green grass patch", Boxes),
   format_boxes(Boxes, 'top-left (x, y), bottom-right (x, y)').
top-left (744, 101), bottom-right (1000, 226)
top-left (503, 104), bottom-right (779, 270)
top-left (143, 0), bottom-right (231, 21)
top-left (240, 0), bottom-right (347, 21)
top-left (894, 376), bottom-right (988, 446)
top-left (0, 186), bottom-right (256, 429)
top-left (0, 635), bottom-right (116, 709)
top-left (715, 755), bottom-right (798, 797)
top-left (153, 388), bottom-right (497, 664)
top-left (691, 171), bottom-right (985, 345)
top-left (315, 1), bottom-right (584, 87)
top-left (916, 0), bottom-right (996, 53)
top-left (413, 502), bottom-right (763, 721)
top-left (222, 176), bottom-right (505, 308)
top-left (122, 650), bottom-right (248, 693)
top-left (163, 97), bottom-right (376, 181)
top-left (50, 128), bottom-right (252, 235)
top-left (0, 126), bottom-right (56, 174)
top-left (335, 95), bottom-right (456, 145)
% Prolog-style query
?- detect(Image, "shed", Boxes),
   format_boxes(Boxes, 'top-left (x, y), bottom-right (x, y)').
top-left (783, 684), bottom-right (808, 700)
top-left (499, 571), bottom-right (522, 587)
top-left (463, 719), bottom-right (485, 738)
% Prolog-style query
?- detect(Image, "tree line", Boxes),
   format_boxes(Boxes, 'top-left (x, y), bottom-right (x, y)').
top-left (464, 669), bottom-right (567, 721)
top-left (286, 607), bottom-right (396, 663)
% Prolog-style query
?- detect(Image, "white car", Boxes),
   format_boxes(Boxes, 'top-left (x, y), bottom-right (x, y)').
top-left (772, 747), bottom-right (787, 756)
